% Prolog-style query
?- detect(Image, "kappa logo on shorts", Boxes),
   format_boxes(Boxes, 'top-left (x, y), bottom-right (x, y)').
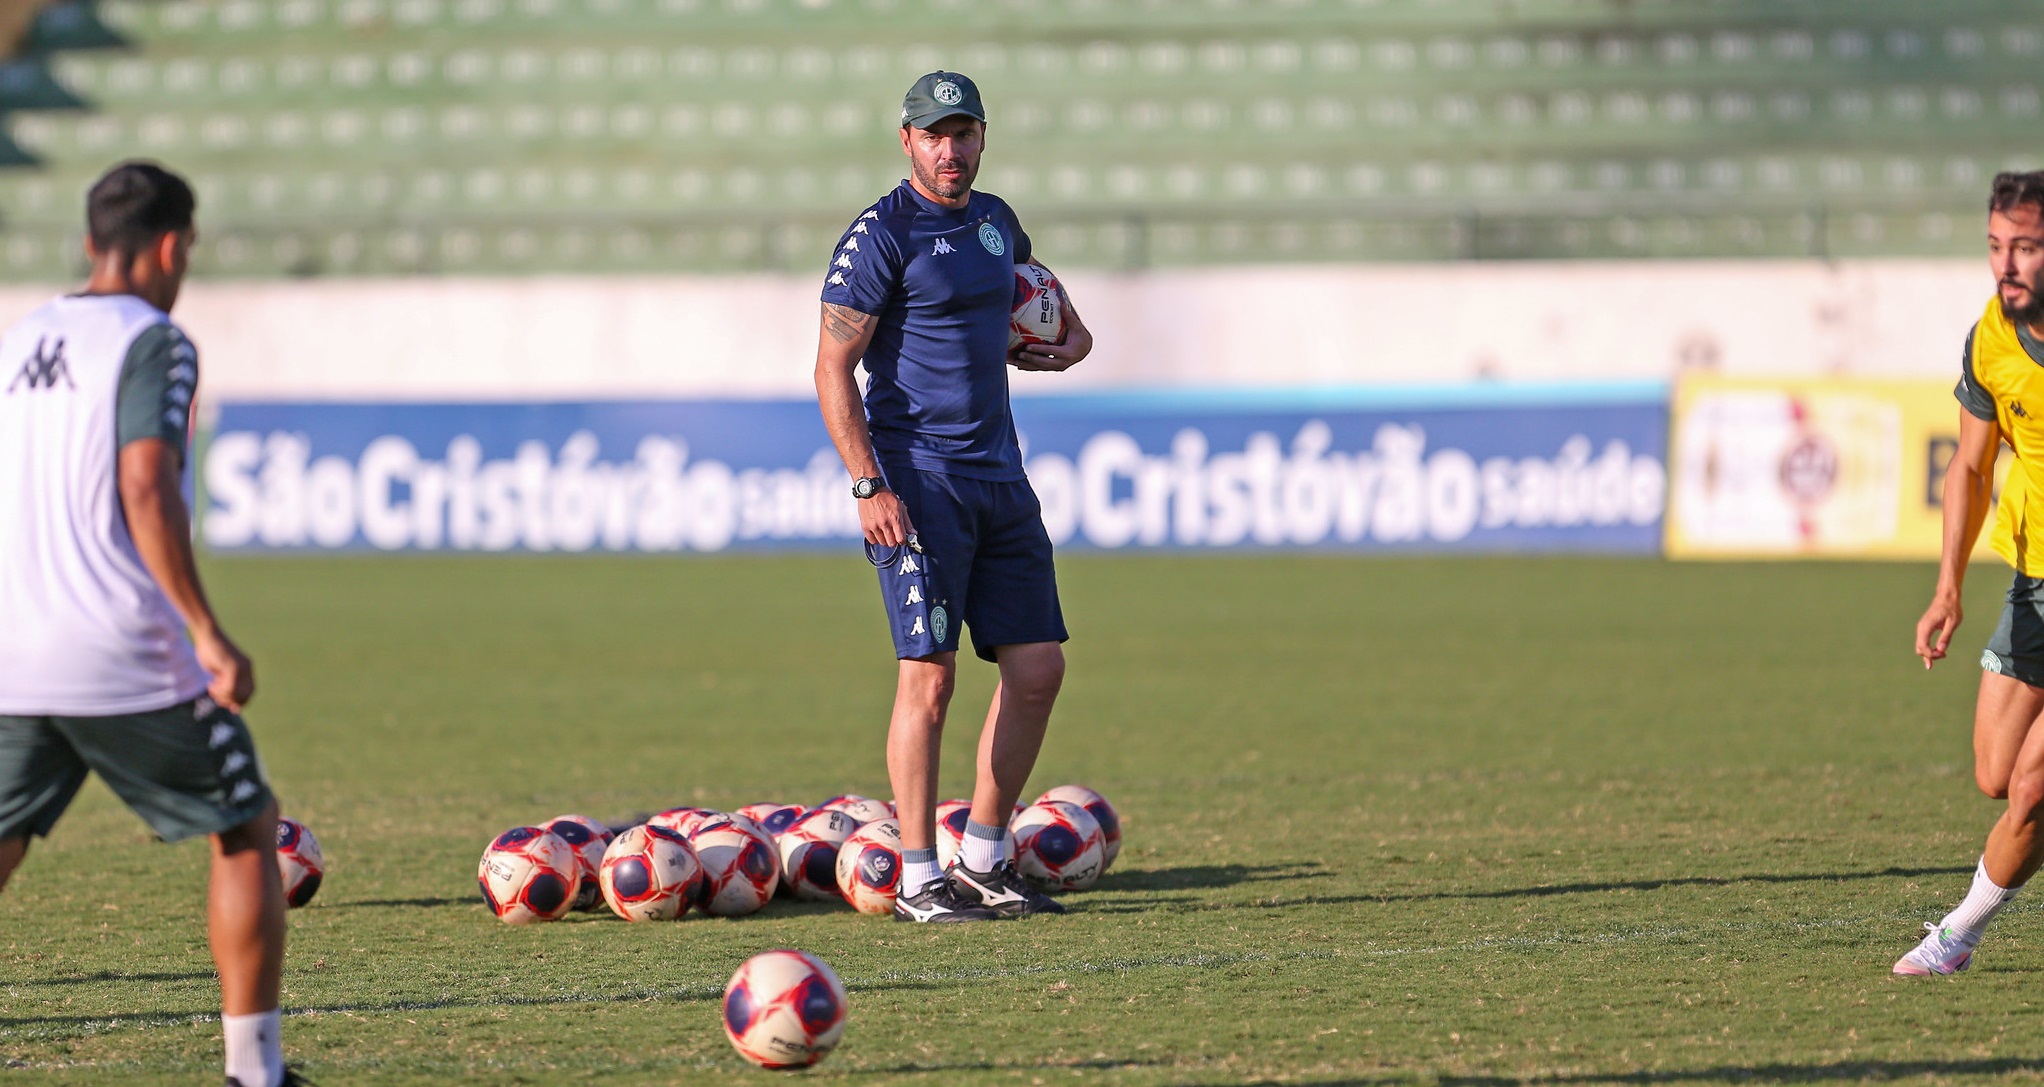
top-left (978, 222), bottom-right (1004, 256)
top-left (208, 722), bottom-right (238, 749)
top-left (904, 583), bottom-right (923, 605)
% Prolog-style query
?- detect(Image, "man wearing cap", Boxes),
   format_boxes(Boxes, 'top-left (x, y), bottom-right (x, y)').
top-left (814, 71), bottom-right (1093, 923)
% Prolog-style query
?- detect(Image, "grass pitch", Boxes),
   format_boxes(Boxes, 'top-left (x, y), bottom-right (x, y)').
top-left (1, 554), bottom-right (2038, 1085)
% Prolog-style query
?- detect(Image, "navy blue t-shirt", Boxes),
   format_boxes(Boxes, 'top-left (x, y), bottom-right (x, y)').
top-left (820, 180), bottom-right (1032, 481)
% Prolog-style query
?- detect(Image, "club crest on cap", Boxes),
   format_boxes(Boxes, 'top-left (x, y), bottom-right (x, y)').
top-left (934, 80), bottom-right (963, 106)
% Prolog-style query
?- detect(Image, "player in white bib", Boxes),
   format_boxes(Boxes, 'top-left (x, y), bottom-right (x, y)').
top-left (0, 163), bottom-right (300, 1087)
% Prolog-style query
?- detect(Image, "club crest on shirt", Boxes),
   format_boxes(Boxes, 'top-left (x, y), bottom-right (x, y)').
top-left (978, 222), bottom-right (1003, 256)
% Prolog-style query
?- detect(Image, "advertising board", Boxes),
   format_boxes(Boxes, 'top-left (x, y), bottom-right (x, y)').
top-left (201, 386), bottom-right (1669, 555)
top-left (1666, 375), bottom-right (1998, 559)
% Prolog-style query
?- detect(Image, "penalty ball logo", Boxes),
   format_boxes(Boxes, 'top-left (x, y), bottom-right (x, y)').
top-left (978, 223), bottom-right (1004, 256)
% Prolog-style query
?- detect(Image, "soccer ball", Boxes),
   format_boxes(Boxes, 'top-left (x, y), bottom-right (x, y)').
top-left (275, 816), bottom-right (324, 908)
top-left (599, 824), bottom-right (703, 922)
top-left (1033, 785), bottom-right (1122, 870)
top-left (647, 806), bottom-right (720, 838)
top-left (1012, 801), bottom-right (1105, 892)
top-left (691, 817), bottom-right (780, 916)
top-left (722, 950), bottom-right (849, 1069)
top-left (478, 826), bottom-right (580, 924)
top-left (777, 809), bottom-right (861, 902)
top-left (1009, 263), bottom-right (1064, 350)
top-left (834, 817), bottom-right (903, 915)
top-left (817, 794), bottom-right (892, 824)
top-left (735, 802), bottom-right (807, 838)
top-left (543, 814), bottom-right (612, 911)
top-left (932, 798), bottom-right (972, 870)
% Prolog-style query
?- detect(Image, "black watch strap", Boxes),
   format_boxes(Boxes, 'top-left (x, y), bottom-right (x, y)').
top-left (853, 477), bottom-right (886, 499)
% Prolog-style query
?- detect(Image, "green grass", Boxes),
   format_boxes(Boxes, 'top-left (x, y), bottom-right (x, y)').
top-left (0, 555), bottom-right (2036, 1085)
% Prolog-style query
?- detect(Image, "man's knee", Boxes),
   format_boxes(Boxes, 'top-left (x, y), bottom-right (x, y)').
top-left (897, 657), bottom-right (957, 718)
top-left (1001, 644), bottom-right (1065, 704)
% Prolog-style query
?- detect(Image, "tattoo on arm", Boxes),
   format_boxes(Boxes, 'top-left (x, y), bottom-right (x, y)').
top-left (823, 304), bottom-right (876, 345)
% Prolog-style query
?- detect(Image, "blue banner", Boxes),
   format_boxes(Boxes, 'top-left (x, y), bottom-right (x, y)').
top-left (201, 385), bottom-right (1668, 554)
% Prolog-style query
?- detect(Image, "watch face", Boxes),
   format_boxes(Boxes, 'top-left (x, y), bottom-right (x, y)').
top-left (854, 478), bottom-right (877, 498)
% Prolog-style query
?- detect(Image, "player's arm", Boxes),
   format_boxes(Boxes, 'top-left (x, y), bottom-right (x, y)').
top-left (1918, 408), bottom-right (2002, 668)
top-left (1010, 259), bottom-right (1092, 373)
top-left (118, 438), bottom-right (255, 709)
top-left (814, 302), bottom-right (912, 547)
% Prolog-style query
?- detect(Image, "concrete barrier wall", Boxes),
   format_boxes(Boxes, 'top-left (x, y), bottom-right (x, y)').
top-left (0, 258), bottom-right (1995, 403)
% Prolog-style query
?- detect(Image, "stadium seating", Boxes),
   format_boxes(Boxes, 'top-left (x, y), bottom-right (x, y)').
top-left (0, 0), bottom-right (2035, 277)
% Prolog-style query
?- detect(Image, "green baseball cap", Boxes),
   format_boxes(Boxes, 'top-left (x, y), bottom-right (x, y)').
top-left (901, 71), bottom-right (985, 129)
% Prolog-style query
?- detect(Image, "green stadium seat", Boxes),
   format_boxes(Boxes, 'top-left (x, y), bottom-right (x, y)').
top-left (0, 2), bottom-right (2035, 276)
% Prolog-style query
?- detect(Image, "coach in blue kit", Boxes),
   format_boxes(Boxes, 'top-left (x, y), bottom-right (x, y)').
top-left (814, 71), bottom-right (1094, 923)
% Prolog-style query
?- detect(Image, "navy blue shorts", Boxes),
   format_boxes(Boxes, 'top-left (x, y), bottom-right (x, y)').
top-left (872, 463), bottom-right (1067, 663)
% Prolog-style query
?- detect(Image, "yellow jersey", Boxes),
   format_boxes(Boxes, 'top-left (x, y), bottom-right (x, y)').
top-left (1964, 296), bottom-right (2044, 574)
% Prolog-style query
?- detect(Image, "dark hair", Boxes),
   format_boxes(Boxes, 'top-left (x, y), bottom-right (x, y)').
top-left (1990, 171), bottom-right (2044, 216)
top-left (86, 160), bottom-right (195, 258)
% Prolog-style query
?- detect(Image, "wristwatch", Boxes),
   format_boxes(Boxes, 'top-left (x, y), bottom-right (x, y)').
top-left (852, 477), bottom-right (886, 499)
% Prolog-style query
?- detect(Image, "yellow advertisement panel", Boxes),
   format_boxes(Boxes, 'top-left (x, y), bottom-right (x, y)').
top-left (1667, 375), bottom-right (2005, 560)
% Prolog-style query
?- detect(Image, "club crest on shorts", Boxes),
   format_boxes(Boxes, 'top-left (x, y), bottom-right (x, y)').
top-left (978, 222), bottom-right (1004, 256)
top-left (931, 605), bottom-right (949, 644)
top-left (1984, 649), bottom-right (2006, 674)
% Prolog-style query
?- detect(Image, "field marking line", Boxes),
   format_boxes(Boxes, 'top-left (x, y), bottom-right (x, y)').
top-left (6, 900), bottom-right (2032, 1042)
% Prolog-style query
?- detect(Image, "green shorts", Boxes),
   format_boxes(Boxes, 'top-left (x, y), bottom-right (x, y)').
top-left (1983, 574), bottom-right (2044, 689)
top-left (0, 697), bottom-right (274, 844)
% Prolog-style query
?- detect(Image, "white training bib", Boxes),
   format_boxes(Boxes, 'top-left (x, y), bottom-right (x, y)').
top-left (0, 294), bottom-right (208, 715)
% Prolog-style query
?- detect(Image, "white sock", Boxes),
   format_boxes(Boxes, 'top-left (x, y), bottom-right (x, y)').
top-left (1941, 858), bottom-right (2021, 941)
top-left (960, 820), bottom-right (1006, 873)
top-left (901, 854), bottom-right (942, 898)
top-left (223, 1008), bottom-right (283, 1087)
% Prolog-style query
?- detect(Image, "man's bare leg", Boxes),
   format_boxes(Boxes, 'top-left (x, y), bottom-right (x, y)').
top-left (1985, 689), bottom-right (2044, 885)
top-left (970, 642), bottom-right (1065, 828)
top-left (1973, 672), bottom-right (2044, 799)
top-left (0, 835), bottom-right (27, 894)
top-left (211, 803), bottom-right (288, 1086)
top-left (1898, 672), bottom-right (2044, 975)
top-left (888, 653), bottom-right (956, 855)
top-left (945, 642), bottom-right (1068, 917)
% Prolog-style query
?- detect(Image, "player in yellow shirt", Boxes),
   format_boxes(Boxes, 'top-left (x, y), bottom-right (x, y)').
top-left (1907, 170), bottom-right (2044, 975)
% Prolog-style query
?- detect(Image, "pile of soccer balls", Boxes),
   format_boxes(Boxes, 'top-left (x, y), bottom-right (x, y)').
top-left (476, 785), bottom-right (1122, 926)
